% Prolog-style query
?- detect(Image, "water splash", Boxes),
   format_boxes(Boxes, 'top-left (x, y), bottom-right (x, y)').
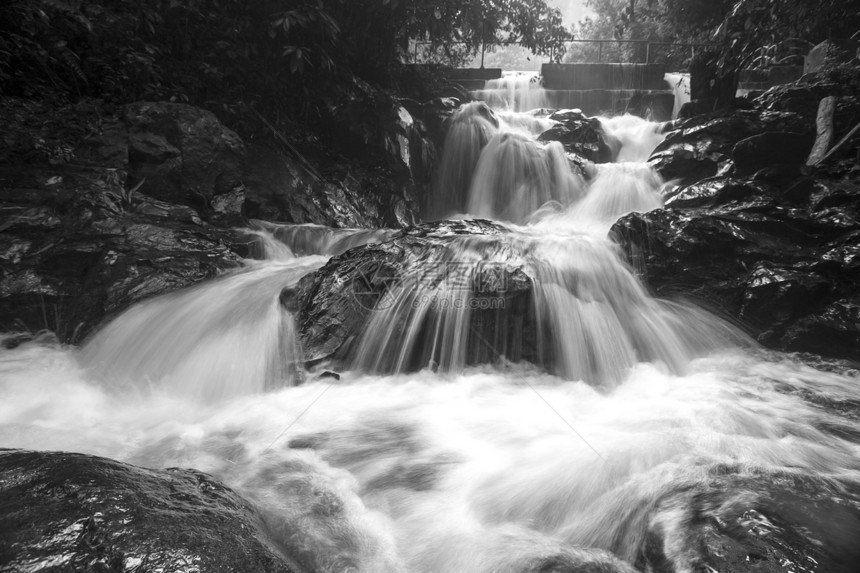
top-left (559, 162), bottom-right (665, 233)
top-left (599, 114), bottom-right (666, 163)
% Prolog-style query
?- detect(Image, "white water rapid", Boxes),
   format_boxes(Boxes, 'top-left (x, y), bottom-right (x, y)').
top-left (2, 100), bottom-right (860, 573)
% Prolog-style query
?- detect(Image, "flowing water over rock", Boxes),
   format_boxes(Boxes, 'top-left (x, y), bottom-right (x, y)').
top-left (2, 98), bottom-right (860, 573)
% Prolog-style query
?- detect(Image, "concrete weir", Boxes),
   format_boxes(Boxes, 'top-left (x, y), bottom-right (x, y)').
top-left (538, 63), bottom-right (674, 119)
top-left (444, 63), bottom-right (677, 119)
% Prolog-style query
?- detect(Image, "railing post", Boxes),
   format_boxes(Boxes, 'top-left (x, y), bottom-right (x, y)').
top-left (645, 42), bottom-right (650, 63)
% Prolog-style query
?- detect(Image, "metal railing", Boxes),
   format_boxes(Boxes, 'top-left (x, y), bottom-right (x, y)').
top-left (557, 39), bottom-right (717, 65)
top-left (409, 39), bottom-right (717, 68)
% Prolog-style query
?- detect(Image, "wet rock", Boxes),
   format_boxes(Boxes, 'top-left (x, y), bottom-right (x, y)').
top-left (648, 110), bottom-right (812, 185)
top-left (538, 111), bottom-right (618, 163)
top-left (755, 80), bottom-right (847, 123)
top-left (0, 449), bottom-right (300, 573)
top-left (612, 174), bottom-right (860, 362)
top-left (0, 163), bottom-right (248, 343)
top-left (781, 298), bottom-right (860, 358)
top-left (243, 142), bottom-right (420, 228)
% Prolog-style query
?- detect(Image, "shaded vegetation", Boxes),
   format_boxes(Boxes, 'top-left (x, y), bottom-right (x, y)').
top-left (0, 0), bottom-right (570, 130)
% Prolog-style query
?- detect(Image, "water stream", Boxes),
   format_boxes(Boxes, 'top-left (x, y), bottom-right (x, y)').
top-left (2, 98), bottom-right (859, 572)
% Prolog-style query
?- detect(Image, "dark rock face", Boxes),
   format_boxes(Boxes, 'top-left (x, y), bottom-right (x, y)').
top-left (612, 173), bottom-right (860, 362)
top-left (732, 131), bottom-right (814, 176)
top-left (538, 109), bottom-right (619, 163)
top-left (0, 163), bottom-right (248, 343)
top-left (242, 90), bottom-right (448, 228)
top-left (244, 142), bottom-right (420, 229)
top-left (121, 102), bottom-right (247, 224)
top-left (0, 449), bottom-right (300, 573)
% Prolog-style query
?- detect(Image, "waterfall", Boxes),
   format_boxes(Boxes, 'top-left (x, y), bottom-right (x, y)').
top-left (3, 92), bottom-right (860, 573)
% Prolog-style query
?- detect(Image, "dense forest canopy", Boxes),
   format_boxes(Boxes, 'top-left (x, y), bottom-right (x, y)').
top-left (1, 0), bottom-right (858, 124)
top-left (0, 1), bottom-right (568, 106)
top-left (567, 0), bottom-right (860, 67)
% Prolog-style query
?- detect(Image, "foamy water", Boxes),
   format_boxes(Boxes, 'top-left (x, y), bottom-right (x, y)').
top-left (2, 337), bottom-right (859, 572)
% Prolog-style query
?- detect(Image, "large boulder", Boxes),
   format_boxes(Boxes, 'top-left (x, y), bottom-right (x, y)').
top-left (286, 219), bottom-right (537, 370)
top-left (0, 449), bottom-right (300, 573)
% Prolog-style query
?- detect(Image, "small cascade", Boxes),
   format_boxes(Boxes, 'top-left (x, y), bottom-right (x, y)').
top-left (251, 220), bottom-right (394, 257)
top-left (664, 72), bottom-right (690, 119)
top-left (466, 133), bottom-right (585, 223)
top-left (495, 110), bottom-right (556, 137)
top-left (473, 71), bottom-right (550, 112)
top-left (561, 162), bottom-right (665, 232)
top-left (431, 101), bottom-right (500, 218)
top-left (80, 230), bottom-right (327, 402)
top-left (527, 233), bottom-right (743, 384)
top-left (245, 229), bottom-right (296, 261)
top-left (599, 114), bottom-right (666, 162)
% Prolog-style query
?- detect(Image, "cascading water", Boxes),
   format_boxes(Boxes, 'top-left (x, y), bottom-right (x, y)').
top-left (3, 99), bottom-right (860, 573)
top-left (466, 134), bottom-right (584, 223)
top-left (472, 71), bottom-right (550, 112)
top-left (664, 72), bottom-right (690, 119)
